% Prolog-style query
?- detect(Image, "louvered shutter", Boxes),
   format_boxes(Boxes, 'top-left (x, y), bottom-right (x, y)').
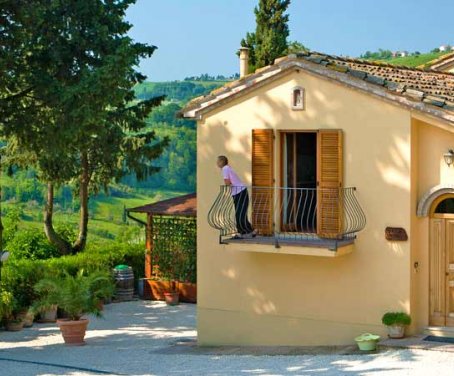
top-left (317, 130), bottom-right (343, 238)
top-left (252, 129), bottom-right (274, 235)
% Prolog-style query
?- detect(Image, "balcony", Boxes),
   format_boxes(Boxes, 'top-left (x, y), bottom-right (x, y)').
top-left (208, 186), bottom-right (366, 256)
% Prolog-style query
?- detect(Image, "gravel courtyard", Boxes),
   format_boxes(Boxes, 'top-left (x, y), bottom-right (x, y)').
top-left (1, 301), bottom-right (454, 376)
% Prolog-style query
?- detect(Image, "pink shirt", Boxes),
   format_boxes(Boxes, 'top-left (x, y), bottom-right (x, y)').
top-left (222, 165), bottom-right (246, 195)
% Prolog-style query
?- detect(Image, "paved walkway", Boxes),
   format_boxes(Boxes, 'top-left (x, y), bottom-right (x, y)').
top-left (1, 301), bottom-right (454, 375)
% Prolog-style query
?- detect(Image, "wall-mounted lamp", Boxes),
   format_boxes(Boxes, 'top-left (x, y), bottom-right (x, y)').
top-left (444, 149), bottom-right (454, 167)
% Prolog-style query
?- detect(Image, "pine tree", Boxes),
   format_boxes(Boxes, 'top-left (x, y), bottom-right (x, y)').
top-left (0, 0), bottom-right (168, 254)
top-left (241, 0), bottom-right (291, 70)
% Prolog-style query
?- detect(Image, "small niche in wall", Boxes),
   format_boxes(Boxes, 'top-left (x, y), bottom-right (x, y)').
top-left (291, 86), bottom-right (305, 110)
top-left (385, 227), bottom-right (408, 241)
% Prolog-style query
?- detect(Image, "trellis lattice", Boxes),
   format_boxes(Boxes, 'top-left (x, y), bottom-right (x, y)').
top-left (151, 215), bottom-right (196, 283)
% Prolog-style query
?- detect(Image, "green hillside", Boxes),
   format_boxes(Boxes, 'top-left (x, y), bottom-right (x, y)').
top-left (2, 77), bottom-right (228, 247)
top-left (362, 50), bottom-right (451, 68)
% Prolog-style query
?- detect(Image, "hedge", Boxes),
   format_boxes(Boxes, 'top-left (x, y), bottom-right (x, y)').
top-left (0, 243), bottom-right (145, 310)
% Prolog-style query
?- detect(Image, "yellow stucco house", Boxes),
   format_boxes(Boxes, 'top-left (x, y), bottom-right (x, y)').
top-left (181, 49), bottom-right (454, 346)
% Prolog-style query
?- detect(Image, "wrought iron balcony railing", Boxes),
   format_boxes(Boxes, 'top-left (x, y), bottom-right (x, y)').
top-left (208, 186), bottom-right (366, 247)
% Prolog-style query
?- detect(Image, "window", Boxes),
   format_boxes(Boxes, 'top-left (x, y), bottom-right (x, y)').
top-left (435, 198), bottom-right (454, 214)
top-left (291, 86), bottom-right (305, 110)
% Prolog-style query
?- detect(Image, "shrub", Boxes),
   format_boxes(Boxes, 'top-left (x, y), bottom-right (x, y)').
top-left (54, 222), bottom-right (77, 244)
top-left (1, 242), bottom-right (145, 310)
top-left (7, 229), bottom-right (60, 261)
top-left (0, 258), bottom-right (48, 309)
top-left (33, 270), bottom-right (114, 320)
top-left (381, 312), bottom-right (412, 326)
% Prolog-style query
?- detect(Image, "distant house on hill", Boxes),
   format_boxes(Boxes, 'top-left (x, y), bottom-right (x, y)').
top-left (182, 48), bottom-right (454, 346)
top-left (439, 45), bottom-right (452, 52)
top-left (422, 51), bottom-right (454, 73)
top-left (392, 50), bottom-right (409, 57)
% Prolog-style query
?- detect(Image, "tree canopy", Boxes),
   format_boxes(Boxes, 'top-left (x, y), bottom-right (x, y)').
top-left (241, 0), bottom-right (291, 70)
top-left (0, 0), bottom-right (168, 254)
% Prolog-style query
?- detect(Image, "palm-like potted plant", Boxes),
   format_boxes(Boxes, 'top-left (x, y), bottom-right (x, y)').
top-left (32, 275), bottom-right (59, 323)
top-left (87, 270), bottom-right (115, 311)
top-left (0, 289), bottom-right (24, 331)
top-left (381, 311), bottom-right (411, 339)
top-left (33, 270), bottom-right (113, 345)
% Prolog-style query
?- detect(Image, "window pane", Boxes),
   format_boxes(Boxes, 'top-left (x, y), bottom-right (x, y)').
top-left (435, 198), bottom-right (454, 214)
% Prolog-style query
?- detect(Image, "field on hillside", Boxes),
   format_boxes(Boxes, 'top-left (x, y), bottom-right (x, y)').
top-left (2, 78), bottom-right (227, 248)
top-left (366, 51), bottom-right (451, 68)
top-left (2, 186), bottom-right (185, 244)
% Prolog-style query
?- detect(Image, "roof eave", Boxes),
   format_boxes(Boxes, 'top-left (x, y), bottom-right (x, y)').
top-left (182, 58), bottom-right (454, 125)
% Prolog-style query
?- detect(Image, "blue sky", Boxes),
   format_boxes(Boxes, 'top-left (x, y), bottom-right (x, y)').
top-left (126, 0), bottom-right (454, 82)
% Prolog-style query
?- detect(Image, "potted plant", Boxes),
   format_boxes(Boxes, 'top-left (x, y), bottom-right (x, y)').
top-left (163, 281), bottom-right (180, 306)
top-left (87, 270), bottom-right (115, 311)
top-left (32, 275), bottom-right (59, 323)
top-left (155, 246), bottom-right (186, 306)
top-left (381, 311), bottom-right (411, 339)
top-left (354, 333), bottom-right (380, 351)
top-left (159, 247), bottom-right (187, 306)
top-left (0, 289), bottom-right (24, 331)
top-left (34, 270), bottom-right (112, 345)
top-left (18, 308), bottom-right (35, 328)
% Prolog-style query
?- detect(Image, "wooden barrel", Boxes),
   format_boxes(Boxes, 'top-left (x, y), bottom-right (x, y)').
top-left (113, 265), bottom-right (134, 301)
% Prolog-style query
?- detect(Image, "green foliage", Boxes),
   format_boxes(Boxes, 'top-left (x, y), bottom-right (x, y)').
top-left (1, 0), bottom-right (168, 254)
top-left (7, 229), bottom-right (60, 261)
top-left (360, 49), bottom-right (393, 60)
top-left (1, 243), bottom-right (145, 313)
top-left (87, 270), bottom-right (115, 303)
top-left (135, 81), bottom-right (222, 103)
top-left (287, 41), bottom-right (309, 54)
top-left (241, 0), bottom-right (291, 69)
top-left (183, 73), bottom-right (239, 81)
top-left (54, 222), bottom-right (78, 245)
top-left (360, 49), bottom-right (452, 68)
top-left (146, 103), bottom-right (194, 128)
top-left (1, 257), bottom-right (50, 310)
top-left (0, 289), bottom-right (16, 321)
top-left (34, 270), bottom-right (113, 320)
top-left (143, 126), bottom-right (196, 191)
top-left (152, 217), bottom-right (196, 284)
top-left (381, 312), bottom-right (412, 326)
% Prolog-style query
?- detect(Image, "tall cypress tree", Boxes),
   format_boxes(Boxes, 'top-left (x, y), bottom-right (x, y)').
top-left (241, 0), bottom-right (291, 70)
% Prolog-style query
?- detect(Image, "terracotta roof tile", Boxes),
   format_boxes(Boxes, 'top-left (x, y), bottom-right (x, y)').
top-left (419, 52), bottom-right (454, 70)
top-left (126, 193), bottom-right (196, 217)
top-left (181, 51), bottom-right (454, 122)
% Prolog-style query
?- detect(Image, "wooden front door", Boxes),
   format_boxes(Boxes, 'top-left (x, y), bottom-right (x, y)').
top-left (429, 215), bottom-right (454, 326)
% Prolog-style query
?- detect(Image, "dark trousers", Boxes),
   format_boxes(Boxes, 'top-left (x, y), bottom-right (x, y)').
top-left (232, 188), bottom-right (254, 234)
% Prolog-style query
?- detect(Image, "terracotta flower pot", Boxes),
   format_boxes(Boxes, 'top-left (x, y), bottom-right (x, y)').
top-left (6, 320), bottom-right (24, 332)
top-left (57, 318), bottom-right (89, 346)
top-left (164, 291), bottom-right (179, 306)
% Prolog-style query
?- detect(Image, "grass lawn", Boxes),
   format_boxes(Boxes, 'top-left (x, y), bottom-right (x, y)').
top-left (2, 188), bottom-right (187, 244)
top-left (368, 51), bottom-right (452, 68)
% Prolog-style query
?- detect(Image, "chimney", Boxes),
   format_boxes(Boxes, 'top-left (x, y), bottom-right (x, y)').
top-left (239, 47), bottom-right (249, 78)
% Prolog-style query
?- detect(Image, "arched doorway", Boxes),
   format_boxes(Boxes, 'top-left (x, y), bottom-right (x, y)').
top-left (429, 195), bottom-right (454, 326)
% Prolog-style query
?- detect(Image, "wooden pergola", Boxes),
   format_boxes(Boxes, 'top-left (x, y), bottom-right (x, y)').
top-left (126, 193), bottom-right (196, 279)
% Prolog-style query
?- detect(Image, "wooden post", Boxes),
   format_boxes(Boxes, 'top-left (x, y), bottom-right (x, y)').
top-left (145, 214), bottom-right (153, 278)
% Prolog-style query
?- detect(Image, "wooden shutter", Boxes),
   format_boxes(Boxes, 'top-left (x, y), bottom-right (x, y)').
top-left (317, 130), bottom-right (343, 238)
top-left (252, 129), bottom-right (274, 235)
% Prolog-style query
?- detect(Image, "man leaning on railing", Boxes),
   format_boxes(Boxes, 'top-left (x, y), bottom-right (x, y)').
top-left (217, 156), bottom-right (258, 239)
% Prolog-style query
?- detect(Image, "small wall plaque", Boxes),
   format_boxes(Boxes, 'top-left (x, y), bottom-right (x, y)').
top-left (385, 227), bottom-right (408, 241)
